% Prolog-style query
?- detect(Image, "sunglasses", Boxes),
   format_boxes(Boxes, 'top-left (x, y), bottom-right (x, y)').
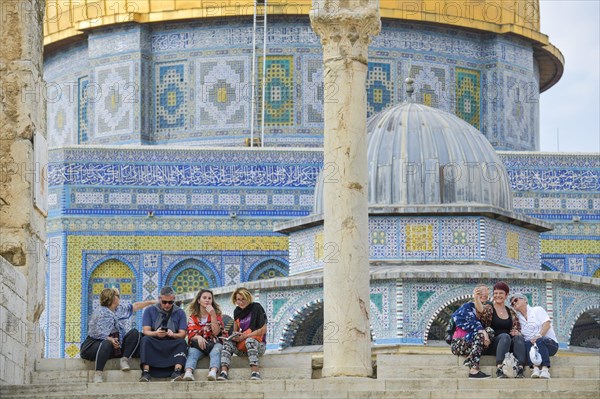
top-left (511, 298), bottom-right (519, 306)
top-left (161, 300), bottom-right (175, 305)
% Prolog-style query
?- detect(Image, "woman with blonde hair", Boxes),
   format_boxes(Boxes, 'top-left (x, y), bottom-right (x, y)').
top-left (183, 289), bottom-right (226, 381)
top-left (80, 287), bottom-right (155, 383)
top-left (218, 287), bottom-right (267, 381)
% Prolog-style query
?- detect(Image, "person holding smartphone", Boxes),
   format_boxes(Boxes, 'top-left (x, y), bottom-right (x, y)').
top-left (450, 284), bottom-right (494, 378)
top-left (139, 286), bottom-right (188, 382)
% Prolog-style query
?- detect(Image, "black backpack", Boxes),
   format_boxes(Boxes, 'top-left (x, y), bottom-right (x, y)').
top-left (445, 316), bottom-right (456, 345)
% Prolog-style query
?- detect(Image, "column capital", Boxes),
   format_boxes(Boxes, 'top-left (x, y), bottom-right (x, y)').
top-left (310, 1), bottom-right (381, 64)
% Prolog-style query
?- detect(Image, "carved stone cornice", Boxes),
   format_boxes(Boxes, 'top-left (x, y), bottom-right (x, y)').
top-left (310, 1), bottom-right (381, 64)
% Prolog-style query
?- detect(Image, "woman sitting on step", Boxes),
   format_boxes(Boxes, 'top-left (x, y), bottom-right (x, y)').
top-left (510, 293), bottom-right (559, 379)
top-left (450, 284), bottom-right (494, 378)
top-left (182, 289), bottom-right (226, 381)
top-left (80, 288), bottom-right (155, 383)
top-left (478, 281), bottom-right (527, 378)
top-left (218, 287), bottom-right (267, 381)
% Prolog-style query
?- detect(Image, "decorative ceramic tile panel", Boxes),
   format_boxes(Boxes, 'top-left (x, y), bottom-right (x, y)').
top-left (258, 56), bottom-right (294, 126)
top-left (455, 67), bottom-right (480, 129)
top-left (367, 61), bottom-right (394, 117)
top-left (196, 57), bottom-right (249, 128)
top-left (94, 62), bottom-right (134, 136)
top-left (156, 63), bottom-right (188, 133)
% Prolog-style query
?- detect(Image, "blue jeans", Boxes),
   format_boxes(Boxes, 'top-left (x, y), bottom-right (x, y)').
top-left (525, 337), bottom-right (558, 368)
top-left (185, 343), bottom-right (223, 371)
top-left (485, 333), bottom-right (527, 367)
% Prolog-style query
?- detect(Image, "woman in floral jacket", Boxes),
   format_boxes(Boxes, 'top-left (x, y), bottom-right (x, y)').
top-left (450, 285), bottom-right (494, 378)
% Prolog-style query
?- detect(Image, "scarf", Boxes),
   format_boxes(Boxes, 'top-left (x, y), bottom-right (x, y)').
top-left (152, 303), bottom-right (181, 332)
top-left (233, 302), bottom-right (266, 332)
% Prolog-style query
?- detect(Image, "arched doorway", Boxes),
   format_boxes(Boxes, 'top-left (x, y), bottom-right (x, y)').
top-left (427, 297), bottom-right (470, 341)
top-left (87, 258), bottom-right (136, 335)
top-left (569, 309), bottom-right (600, 348)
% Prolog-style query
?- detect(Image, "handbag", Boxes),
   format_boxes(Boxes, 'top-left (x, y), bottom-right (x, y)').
top-left (501, 352), bottom-right (518, 378)
top-left (529, 343), bottom-right (542, 366)
top-left (191, 337), bottom-right (216, 355)
top-left (236, 329), bottom-right (263, 352)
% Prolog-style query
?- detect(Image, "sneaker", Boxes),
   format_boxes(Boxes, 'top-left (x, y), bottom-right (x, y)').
top-left (250, 371), bottom-right (261, 380)
top-left (531, 367), bottom-right (541, 378)
top-left (183, 370), bottom-right (195, 381)
top-left (171, 369), bottom-right (183, 382)
top-left (496, 368), bottom-right (507, 379)
top-left (540, 368), bottom-right (551, 379)
top-left (119, 357), bottom-right (130, 371)
top-left (139, 370), bottom-right (151, 382)
top-left (516, 367), bottom-right (525, 378)
top-left (207, 369), bottom-right (217, 381)
top-left (217, 371), bottom-right (228, 381)
top-left (468, 371), bottom-right (490, 379)
top-left (93, 372), bottom-right (103, 383)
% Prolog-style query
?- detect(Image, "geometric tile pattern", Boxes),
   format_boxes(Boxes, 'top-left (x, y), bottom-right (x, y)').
top-left (258, 56), bottom-right (294, 126)
top-left (78, 76), bottom-right (89, 143)
top-left (247, 259), bottom-right (288, 281)
top-left (302, 57), bottom-right (323, 125)
top-left (46, 20), bottom-right (544, 149)
top-left (95, 63), bottom-right (134, 137)
top-left (455, 67), bottom-right (480, 129)
top-left (409, 64), bottom-right (448, 110)
top-left (196, 57), bottom-right (248, 128)
top-left (156, 63), bottom-right (187, 133)
top-left (367, 61), bottom-right (394, 117)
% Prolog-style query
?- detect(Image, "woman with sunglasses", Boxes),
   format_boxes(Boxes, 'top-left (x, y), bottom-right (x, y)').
top-left (139, 286), bottom-right (188, 382)
top-left (80, 288), bottom-right (155, 383)
top-left (218, 287), bottom-right (267, 381)
top-left (510, 293), bottom-right (559, 379)
top-left (182, 289), bottom-right (226, 381)
top-left (477, 281), bottom-right (527, 378)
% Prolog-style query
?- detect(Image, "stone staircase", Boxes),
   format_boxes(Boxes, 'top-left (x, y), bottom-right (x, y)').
top-left (1, 346), bottom-right (598, 398)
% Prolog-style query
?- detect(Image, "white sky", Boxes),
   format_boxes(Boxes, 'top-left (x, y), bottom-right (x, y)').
top-left (539, 0), bottom-right (600, 153)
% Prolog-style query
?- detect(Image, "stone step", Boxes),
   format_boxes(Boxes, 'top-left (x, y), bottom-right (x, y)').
top-left (31, 366), bottom-right (311, 383)
top-left (35, 351), bottom-right (312, 371)
top-left (376, 353), bottom-right (600, 367)
top-left (377, 365), bottom-right (600, 379)
top-left (3, 378), bottom-right (600, 399)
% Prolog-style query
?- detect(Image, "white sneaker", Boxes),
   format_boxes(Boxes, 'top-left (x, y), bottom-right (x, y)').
top-left (93, 372), bottom-right (103, 383)
top-left (531, 367), bottom-right (541, 378)
top-left (540, 368), bottom-right (551, 379)
top-left (183, 370), bottom-right (195, 381)
top-left (119, 357), bottom-right (130, 371)
top-left (207, 369), bottom-right (217, 381)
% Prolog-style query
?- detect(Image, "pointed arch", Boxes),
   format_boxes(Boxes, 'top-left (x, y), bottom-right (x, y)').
top-left (164, 257), bottom-right (219, 294)
top-left (85, 257), bottom-right (136, 339)
top-left (246, 257), bottom-right (289, 282)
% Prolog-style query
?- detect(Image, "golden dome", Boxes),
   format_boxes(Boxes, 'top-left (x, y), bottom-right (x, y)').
top-left (44, 0), bottom-right (562, 91)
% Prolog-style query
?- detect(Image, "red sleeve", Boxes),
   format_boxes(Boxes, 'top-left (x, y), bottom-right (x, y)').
top-left (187, 315), bottom-right (201, 343)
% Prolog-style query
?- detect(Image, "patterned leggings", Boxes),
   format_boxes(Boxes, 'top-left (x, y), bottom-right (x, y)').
top-left (451, 327), bottom-right (494, 369)
top-left (220, 338), bottom-right (266, 368)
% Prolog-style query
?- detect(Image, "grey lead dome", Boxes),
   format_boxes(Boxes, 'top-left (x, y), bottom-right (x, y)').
top-left (314, 101), bottom-right (513, 214)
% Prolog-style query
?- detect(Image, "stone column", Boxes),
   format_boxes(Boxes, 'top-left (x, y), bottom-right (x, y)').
top-left (0, 0), bottom-right (46, 384)
top-left (310, 1), bottom-right (380, 377)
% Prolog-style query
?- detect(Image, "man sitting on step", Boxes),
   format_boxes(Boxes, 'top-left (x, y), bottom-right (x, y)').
top-left (139, 286), bottom-right (188, 382)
